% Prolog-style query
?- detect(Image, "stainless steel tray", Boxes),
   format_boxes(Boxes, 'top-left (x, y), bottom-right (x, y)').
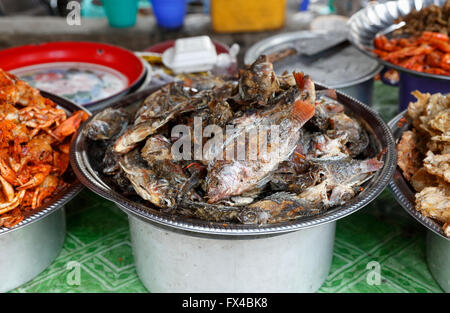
top-left (0, 91), bottom-right (88, 236)
top-left (347, 0), bottom-right (450, 81)
top-left (244, 30), bottom-right (382, 89)
top-left (388, 111), bottom-right (449, 241)
top-left (70, 85), bottom-right (396, 236)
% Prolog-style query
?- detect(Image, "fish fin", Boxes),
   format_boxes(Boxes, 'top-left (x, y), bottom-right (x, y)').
top-left (292, 72), bottom-right (305, 90)
top-left (292, 100), bottom-right (315, 125)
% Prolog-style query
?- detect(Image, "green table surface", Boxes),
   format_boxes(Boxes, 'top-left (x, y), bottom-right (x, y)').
top-left (11, 81), bottom-right (444, 293)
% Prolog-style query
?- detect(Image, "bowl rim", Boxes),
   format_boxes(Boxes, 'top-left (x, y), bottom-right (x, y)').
top-left (347, 0), bottom-right (450, 81)
top-left (388, 110), bottom-right (450, 241)
top-left (70, 84), bottom-right (397, 236)
top-left (0, 41), bottom-right (148, 108)
top-left (0, 91), bottom-right (89, 236)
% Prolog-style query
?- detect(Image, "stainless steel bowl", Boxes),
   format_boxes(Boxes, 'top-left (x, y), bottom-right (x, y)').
top-left (0, 92), bottom-right (88, 293)
top-left (70, 86), bottom-right (396, 292)
top-left (388, 111), bottom-right (450, 292)
top-left (347, 0), bottom-right (449, 82)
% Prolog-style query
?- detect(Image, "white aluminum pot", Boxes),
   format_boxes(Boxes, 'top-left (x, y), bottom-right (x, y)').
top-left (427, 230), bottom-right (450, 293)
top-left (127, 211), bottom-right (335, 293)
top-left (0, 208), bottom-right (65, 293)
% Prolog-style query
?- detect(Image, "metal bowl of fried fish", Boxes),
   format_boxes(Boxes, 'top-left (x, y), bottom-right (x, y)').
top-left (70, 56), bottom-right (396, 292)
top-left (388, 91), bottom-right (450, 292)
top-left (0, 69), bottom-right (90, 292)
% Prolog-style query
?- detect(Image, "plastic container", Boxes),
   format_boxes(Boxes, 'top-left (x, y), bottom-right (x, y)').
top-left (103, 0), bottom-right (138, 28)
top-left (211, 0), bottom-right (286, 33)
top-left (150, 0), bottom-right (187, 29)
top-left (162, 36), bottom-right (217, 74)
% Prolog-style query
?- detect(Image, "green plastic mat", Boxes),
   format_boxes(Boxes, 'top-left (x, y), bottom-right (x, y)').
top-left (10, 82), bottom-right (444, 293)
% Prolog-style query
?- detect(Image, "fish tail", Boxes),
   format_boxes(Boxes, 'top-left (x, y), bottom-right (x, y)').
top-left (292, 99), bottom-right (315, 125)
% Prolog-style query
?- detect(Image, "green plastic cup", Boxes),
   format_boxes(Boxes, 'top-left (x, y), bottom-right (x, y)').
top-left (103, 0), bottom-right (138, 28)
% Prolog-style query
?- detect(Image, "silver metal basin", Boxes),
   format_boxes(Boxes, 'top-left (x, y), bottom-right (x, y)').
top-left (0, 92), bottom-right (87, 292)
top-left (127, 210), bottom-right (335, 293)
top-left (388, 110), bottom-right (450, 292)
top-left (71, 85), bottom-right (396, 292)
top-left (427, 230), bottom-right (450, 293)
top-left (0, 208), bottom-right (65, 293)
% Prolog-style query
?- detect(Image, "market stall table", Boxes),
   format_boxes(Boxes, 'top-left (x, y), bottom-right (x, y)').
top-left (9, 82), bottom-right (444, 293)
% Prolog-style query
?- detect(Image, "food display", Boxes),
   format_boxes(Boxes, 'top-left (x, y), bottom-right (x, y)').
top-left (374, 31), bottom-right (450, 76)
top-left (85, 56), bottom-right (384, 225)
top-left (373, 1), bottom-right (450, 76)
top-left (397, 91), bottom-right (450, 236)
top-left (0, 69), bottom-right (89, 228)
top-left (393, 1), bottom-right (450, 36)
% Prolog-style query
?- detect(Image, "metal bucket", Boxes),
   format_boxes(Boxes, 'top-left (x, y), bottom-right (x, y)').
top-left (427, 230), bottom-right (450, 293)
top-left (0, 91), bottom-right (87, 292)
top-left (71, 84), bottom-right (396, 293)
top-left (389, 111), bottom-right (450, 293)
top-left (0, 208), bottom-right (65, 293)
top-left (126, 211), bottom-right (335, 293)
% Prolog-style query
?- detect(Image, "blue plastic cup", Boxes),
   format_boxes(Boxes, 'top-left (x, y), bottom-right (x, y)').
top-left (150, 0), bottom-right (187, 29)
top-left (103, 0), bottom-right (138, 28)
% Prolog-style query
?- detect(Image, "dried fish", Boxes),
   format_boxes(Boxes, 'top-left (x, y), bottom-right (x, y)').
top-left (85, 56), bottom-right (383, 225)
top-left (205, 72), bottom-right (315, 203)
top-left (85, 108), bottom-right (129, 141)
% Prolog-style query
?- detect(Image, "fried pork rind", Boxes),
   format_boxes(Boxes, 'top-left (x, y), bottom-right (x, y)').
top-left (415, 187), bottom-right (450, 225)
top-left (429, 135), bottom-right (450, 154)
top-left (397, 130), bottom-right (421, 181)
top-left (411, 93), bottom-right (450, 136)
top-left (408, 91), bottom-right (430, 123)
top-left (400, 91), bottom-right (450, 236)
top-left (410, 167), bottom-right (437, 192)
top-left (444, 224), bottom-right (450, 237)
top-left (423, 151), bottom-right (450, 183)
top-left (429, 109), bottom-right (450, 134)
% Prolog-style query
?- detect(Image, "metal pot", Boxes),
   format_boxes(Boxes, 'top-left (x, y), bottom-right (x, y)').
top-left (71, 85), bottom-right (396, 292)
top-left (0, 208), bottom-right (66, 293)
top-left (388, 111), bottom-right (450, 293)
top-left (244, 31), bottom-right (383, 105)
top-left (0, 91), bottom-right (87, 292)
top-left (126, 208), bottom-right (335, 292)
top-left (71, 85), bottom-right (395, 292)
top-left (427, 230), bottom-right (450, 293)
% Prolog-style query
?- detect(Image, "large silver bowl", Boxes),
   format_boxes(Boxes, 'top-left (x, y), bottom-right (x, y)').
top-left (70, 85), bottom-right (396, 236)
top-left (388, 111), bottom-right (449, 241)
top-left (388, 111), bottom-right (450, 292)
top-left (347, 0), bottom-right (450, 81)
top-left (0, 92), bottom-right (88, 292)
top-left (70, 85), bottom-right (395, 292)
